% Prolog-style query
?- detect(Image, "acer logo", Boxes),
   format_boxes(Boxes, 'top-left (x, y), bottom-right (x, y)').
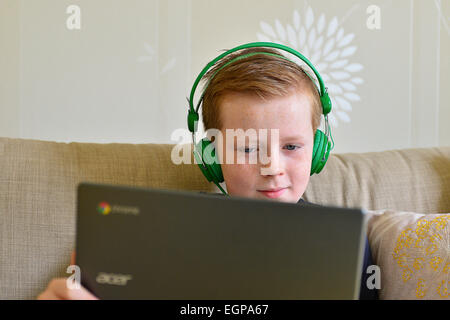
top-left (96, 272), bottom-right (133, 286)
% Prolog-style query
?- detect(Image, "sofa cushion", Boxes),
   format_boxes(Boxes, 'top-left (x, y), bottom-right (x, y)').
top-left (304, 147), bottom-right (450, 213)
top-left (367, 210), bottom-right (450, 299)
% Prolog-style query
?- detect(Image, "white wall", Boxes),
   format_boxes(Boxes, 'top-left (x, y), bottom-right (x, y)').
top-left (0, 0), bottom-right (449, 153)
top-left (0, 0), bottom-right (20, 138)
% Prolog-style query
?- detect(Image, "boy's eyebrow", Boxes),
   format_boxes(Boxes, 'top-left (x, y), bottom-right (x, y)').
top-left (280, 134), bottom-right (306, 141)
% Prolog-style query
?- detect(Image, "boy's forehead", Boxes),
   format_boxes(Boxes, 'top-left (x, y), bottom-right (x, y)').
top-left (219, 94), bottom-right (313, 131)
top-left (220, 89), bottom-right (312, 115)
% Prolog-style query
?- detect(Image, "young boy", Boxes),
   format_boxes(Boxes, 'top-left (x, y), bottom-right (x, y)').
top-left (38, 45), bottom-right (377, 300)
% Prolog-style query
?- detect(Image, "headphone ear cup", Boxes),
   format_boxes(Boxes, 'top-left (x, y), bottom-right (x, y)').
top-left (195, 138), bottom-right (224, 183)
top-left (193, 140), bottom-right (214, 182)
top-left (316, 139), bottom-right (331, 174)
top-left (310, 130), bottom-right (330, 175)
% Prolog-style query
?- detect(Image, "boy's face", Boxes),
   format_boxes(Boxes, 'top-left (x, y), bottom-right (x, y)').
top-left (215, 89), bottom-right (315, 203)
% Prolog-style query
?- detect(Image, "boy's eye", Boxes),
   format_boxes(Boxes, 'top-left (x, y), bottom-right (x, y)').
top-left (242, 147), bottom-right (257, 153)
top-left (236, 145), bottom-right (258, 153)
top-left (239, 145), bottom-right (300, 152)
top-left (284, 144), bottom-right (301, 151)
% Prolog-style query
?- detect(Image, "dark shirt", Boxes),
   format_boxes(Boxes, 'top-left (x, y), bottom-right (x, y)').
top-left (298, 198), bottom-right (378, 300)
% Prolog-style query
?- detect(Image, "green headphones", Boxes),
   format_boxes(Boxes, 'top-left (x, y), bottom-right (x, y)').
top-left (187, 42), bottom-right (334, 195)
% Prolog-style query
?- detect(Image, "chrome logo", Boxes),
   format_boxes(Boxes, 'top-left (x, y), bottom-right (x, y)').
top-left (97, 202), bottom-right (111, 215)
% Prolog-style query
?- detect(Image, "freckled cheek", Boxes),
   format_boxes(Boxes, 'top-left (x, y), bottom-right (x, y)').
top-left (285, 152), bottom-right (313, 176)
top-left (285, 158), bottom-right (311, 197)
top-left (221, 164), bottom-right (257, 191)
top-left (289, 147), bottom-right (311, 163)
top-left (287, 159), bottom-right (310, 176)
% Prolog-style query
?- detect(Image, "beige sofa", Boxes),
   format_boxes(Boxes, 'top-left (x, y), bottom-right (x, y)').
top-left (1, 137), bottom-right (449, 299)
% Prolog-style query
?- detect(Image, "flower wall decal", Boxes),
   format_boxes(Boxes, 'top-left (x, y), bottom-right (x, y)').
top-left (137, 42), bottom-right (177, 76)
top-left (433, 0), bottom-right (450, 36)
top-left (256, 7), bottom-right (364, 127)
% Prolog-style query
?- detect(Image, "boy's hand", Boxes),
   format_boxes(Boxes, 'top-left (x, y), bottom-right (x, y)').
top-left (37, 278), bottom-right (98, 300)
top-left (37, 251), bottom-right (99, 300)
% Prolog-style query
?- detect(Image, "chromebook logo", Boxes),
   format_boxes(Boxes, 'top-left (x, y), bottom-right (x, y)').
top-left (97, 202), bottom-right (111, 215)
top-left (97, 202), bottom-right (140, 216)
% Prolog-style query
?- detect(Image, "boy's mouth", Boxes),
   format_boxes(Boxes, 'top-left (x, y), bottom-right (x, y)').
top-left (257, 187), bottom-right (287, 199)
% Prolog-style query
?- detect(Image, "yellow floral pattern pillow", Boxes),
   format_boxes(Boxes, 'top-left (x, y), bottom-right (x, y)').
top-left (367, 210), bottom-right (449, 300)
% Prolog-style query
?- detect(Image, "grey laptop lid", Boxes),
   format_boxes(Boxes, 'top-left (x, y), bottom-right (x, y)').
top-left (76, 182), bottom-right (368, 300)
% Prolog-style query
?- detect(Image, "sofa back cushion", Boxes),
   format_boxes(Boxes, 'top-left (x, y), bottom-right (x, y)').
top-left (0, 137), bottom-right (449, 299)
top-left (303, 146), bottom-right (450, 213)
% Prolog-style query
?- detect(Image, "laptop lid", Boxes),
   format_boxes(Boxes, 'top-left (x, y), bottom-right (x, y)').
top-left (75, 182), bottom-right (368, 299)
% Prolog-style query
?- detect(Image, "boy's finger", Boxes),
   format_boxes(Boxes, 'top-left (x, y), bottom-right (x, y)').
top-left (49, 278), bottom-right (72, 299)
top-left (70, 251), bottom-right (76, 265)
top-left (51, 278), bottom-right (98, 300)
top-left (37, 290), bottom-right (60, 300)
top-left (67, 286), bottom-right (99, 300)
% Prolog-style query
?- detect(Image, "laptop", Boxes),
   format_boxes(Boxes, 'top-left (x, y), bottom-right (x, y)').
top-left (75, 182), bottom-right (368, 300)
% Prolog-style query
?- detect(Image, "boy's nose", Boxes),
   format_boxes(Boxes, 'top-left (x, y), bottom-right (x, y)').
top-left (260, 149), bottom-right (285, 176)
